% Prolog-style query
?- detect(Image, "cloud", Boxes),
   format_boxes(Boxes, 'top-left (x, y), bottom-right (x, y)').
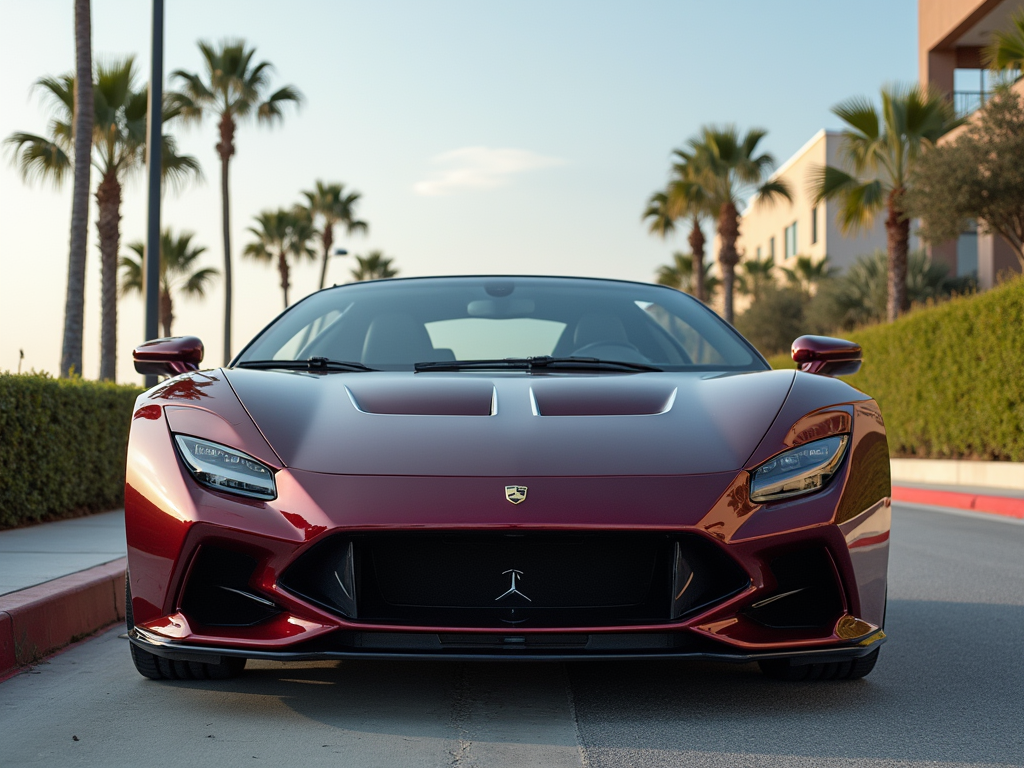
top-left (413, 146), bottom-right (564, 196)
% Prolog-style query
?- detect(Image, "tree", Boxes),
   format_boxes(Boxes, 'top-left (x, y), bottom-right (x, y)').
top-left (904, 89), bottom-right (1024, 269)
top-left (736, 254), bottom-right (776, 302)
top-left (170, 40), bottom-right (302, 363)
top-left (683, 126), bottom-right (791, 323)
top-left (300, 180), bottom-right (368, 290)
top-left (812, 84), bottom-right (960, 321)
top-left (243, 208), bottom-right (316, 308)
top-left (983, 7), bottom-right (1024, 71)
top-left (643, 151), bottom-right (714, 303)
top-left (655, 252), bottom-right (720, 300)
top-left (5, 58), bottom-right (199, 381)
top-left (351, 251), bottom-right (399, 281)
top-left (781, 255), bottom-right (837, 294)
top-left (120, 229), bottom-right (218, 337)
top-left (62, 0), bottom-right (93, 378)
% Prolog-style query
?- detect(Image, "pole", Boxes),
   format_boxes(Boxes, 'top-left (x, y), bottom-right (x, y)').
top-left (143, 0), bottom-right (164, 387)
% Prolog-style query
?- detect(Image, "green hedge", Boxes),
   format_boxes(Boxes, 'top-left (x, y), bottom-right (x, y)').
top-left (0, 373), bottom-right (143, 528)
top-left (768, 277), bottom-right (1024, 461)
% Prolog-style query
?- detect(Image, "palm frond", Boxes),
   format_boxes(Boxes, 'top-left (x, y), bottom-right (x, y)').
top-left (752, 178), bottom-right (792, 209)
top-left (181, 267), bottom-right (218, 297)
top-left (984, 8), bottom-right (1024, 70)
top-left (3, 132), bottom-right (71, 186)
top-left (118, 250), bottom-right (144, 297)
top-left (832, 96), bottom-right (880, 141)
top-left (257, 86), bottom-right (303, 123)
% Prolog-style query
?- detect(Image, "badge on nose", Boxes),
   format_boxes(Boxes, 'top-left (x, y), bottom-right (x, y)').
top-left (504, 485), bottom-right (527, 504)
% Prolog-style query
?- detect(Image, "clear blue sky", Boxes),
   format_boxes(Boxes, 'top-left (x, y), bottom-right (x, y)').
top-left (0, 0), bottom-right (917, 382)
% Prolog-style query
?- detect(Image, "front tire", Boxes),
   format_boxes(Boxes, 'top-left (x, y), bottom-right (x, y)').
top-left (126, 572), bottom-right (246, 681)
top-left (758, 649), bottom-right (879, 681)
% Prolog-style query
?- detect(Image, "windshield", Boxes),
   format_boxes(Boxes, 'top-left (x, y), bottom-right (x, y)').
top-left (235, 277), bottom-right (767, 372)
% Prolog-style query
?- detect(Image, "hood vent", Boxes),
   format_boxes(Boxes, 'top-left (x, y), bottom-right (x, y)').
top-left (531, 380), bottom-right (676, 416)
top-left (346, 379), bottom-right (495, 416)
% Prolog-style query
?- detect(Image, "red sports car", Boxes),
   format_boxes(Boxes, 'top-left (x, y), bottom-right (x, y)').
top-left (125, 276), bottom-right (889, 682)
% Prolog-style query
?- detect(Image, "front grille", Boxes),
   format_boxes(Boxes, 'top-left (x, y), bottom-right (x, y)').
top-left (279, 531), bottom-right (748, 628)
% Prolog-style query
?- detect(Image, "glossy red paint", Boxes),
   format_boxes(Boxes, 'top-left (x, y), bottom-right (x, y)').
top-left (123, 279), bottom-right (890, 665)
top-left (124, 368), bottom-right (891, 657)
top-left (791, 335), bottom-right (863, 377)
top-left (133, 336), bottom-right (204, 377)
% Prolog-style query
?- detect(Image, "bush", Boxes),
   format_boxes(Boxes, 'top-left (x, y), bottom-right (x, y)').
top-left (734, 286), bottom-right (806, 357)
top-left (0, 373), bottom-right (142, 528)
top-left (767, 276), bottom-right (1024, 460)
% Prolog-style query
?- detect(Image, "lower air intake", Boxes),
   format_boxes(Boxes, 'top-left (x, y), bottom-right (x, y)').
top-left (180, 546), bottom-right (279, 627)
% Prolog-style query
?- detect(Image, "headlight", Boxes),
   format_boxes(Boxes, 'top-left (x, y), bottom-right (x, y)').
top-left (173, 435), bottom-right (277, 500)
top-left (749, 435), bottom-right (848, 503)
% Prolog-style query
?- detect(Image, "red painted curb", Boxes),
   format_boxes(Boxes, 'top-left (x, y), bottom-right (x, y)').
top-left (0, 557), bottom-right (126, 678)
top-left (892, 486), bottom-right (1024, 519)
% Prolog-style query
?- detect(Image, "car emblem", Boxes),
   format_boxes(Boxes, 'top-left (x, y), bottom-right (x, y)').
top-left (495, 569), bottom-right (531, 602)
top-left (505, 485), bottom-right (527, 504)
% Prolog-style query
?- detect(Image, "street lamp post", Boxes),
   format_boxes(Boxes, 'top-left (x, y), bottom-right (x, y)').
top-left (143, 0), bottom-right (164, 388)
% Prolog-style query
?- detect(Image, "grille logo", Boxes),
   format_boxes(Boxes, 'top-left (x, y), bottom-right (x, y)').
top-left (505, 485), bottom-right (527, 504)
top-left (495, 569), bottom-right (531, 602)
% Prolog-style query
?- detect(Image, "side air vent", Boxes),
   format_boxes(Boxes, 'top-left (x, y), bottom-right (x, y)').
top-left (180, 547), bottom-right (279, 627)
top-left (670, 537), bottom-right (750, 619)
top-left (744, 548), bottom-right (844, 630)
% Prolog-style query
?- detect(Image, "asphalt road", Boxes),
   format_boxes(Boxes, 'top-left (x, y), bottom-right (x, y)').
top-left (2, 504), bottom-right (1022, 768)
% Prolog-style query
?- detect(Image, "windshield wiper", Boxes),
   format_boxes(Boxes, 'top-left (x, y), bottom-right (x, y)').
top-left (414, 356), bottom-right (662, 373)
top-left (237, 357), bottom-right (376, 372)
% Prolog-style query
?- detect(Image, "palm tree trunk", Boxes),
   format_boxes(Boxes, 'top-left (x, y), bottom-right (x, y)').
top-left (217, 113), bottom-right (236, 365)
top-left (61, 0), bottom-right (93, 379)
top-left (160, 288), bottom-right (173, 337)
top-left (886, 191), bottom-right (910, 321)
top-left (717, 202), bottom-right (740, 324)
top-left (688, 217), bottom-right (706, 303)
top-left (318, 225), bottom-right (333, 290)
top-left (95, 171), bottom-right (121, 381)
top-left (278, 250), bottom-right (290, 308)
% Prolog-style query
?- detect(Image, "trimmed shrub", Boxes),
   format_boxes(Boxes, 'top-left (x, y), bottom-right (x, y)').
top-left (0, 373), bottom-right (142, 528)
top-left (768, 277), bottom-right (1024, 461)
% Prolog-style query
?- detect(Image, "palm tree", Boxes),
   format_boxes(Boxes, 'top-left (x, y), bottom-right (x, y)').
top-left (299, 181), bottom-right (368, 290)
top-left (683, 126), bottom-right (791, 323)
top-left (983, 8), bottom-right (1024, 71)
top-left (62, 0), bottom-right (93, 378)
top-left (736, 254), bottom-right (776, 302)
top-left (120, 229), bottom-right (218, 337)
top-left (812, 85), bottom-right (959, 321)
top-left (170, 40), bottom-right (302, 364)
top-left (781, 255), bottom-right (837, 294)
top-left (643, 153), bottom-right (713, 303)
top-left (655, 252), bottom-right (720, 299)
top-left (351, 251), bottom-right (399, 281)
top-left (243, 208), bottom-right (316, 308)
top-left (5, 58), bottom-right (199, 381)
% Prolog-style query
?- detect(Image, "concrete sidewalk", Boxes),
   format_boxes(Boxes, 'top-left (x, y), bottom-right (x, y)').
top-left (0, 510), bottom-right (125, 596)
top-left (891, 481), bottom-right (1024, 520)
top-left (0, 511), bottom-right (126, 678)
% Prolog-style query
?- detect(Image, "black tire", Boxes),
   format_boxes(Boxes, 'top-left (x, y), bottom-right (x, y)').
top-left (758, 648), bottom-right (880, 681)
top-left (125, 572), bottom-right (247, 681)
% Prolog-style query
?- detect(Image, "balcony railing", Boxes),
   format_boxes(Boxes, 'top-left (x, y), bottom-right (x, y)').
top-left (954, 90), bottom-right (988, 119)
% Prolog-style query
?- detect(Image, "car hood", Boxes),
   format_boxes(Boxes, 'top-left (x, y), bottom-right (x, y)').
top-left (223, 368), bottom-right (797, 476)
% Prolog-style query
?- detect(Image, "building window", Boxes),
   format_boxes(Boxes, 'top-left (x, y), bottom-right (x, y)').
top-left (811, 207), bottom-right (818, 244)
top-left (756, 246), bottom-right (762, 260)
top-left (769, 237), bottom-right (775, 259)
top-left (785, 221), bottom-right (798, 258)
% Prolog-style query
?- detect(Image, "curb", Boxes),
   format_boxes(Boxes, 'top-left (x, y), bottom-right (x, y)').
top-left (0, 557), bottom-right (126, 678)
top-left (892, 486), bottom-right (1024, 520)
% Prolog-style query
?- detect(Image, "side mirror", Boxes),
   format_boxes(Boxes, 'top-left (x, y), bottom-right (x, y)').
top-left (133, 336), bottom-right (204, 376)
top-left (791, 335), bottom-right (862, 377)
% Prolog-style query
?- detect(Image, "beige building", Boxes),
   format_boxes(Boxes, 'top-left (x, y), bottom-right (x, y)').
top-left (921, 0), bottom-right (1024, 287)
top-left (729, 130), bottom-right (893, 278)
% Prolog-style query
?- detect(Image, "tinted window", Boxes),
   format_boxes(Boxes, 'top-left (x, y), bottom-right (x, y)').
top-left (236, 277), bottom-right (766, 372)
